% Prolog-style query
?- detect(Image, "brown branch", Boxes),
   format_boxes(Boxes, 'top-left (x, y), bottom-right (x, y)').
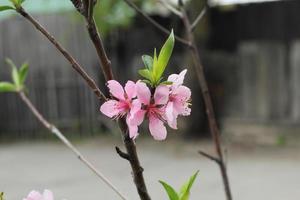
top-left (115, 146), bottom-right (131, 161)
top-left (18, 91), bottom-right (128, 200)
top-left (179, 6), bottom-right (233, 200)
top-left (157, 0), bottom-right (183, 18)
top-left (16, 7), bottom-right (107, 102)
top-left (77, 3), bottom-right (151, 200)
top-left (122, 0), bottom-right (191, 47)
top-left (198, 150), bottom-right (220, 164)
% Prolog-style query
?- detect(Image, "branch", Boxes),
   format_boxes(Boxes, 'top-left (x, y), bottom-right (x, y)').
top-left (115, 146), bottom-right (131, 161)
top-left (122, 0), bottom-right (190, 47)
top-left (198, 150), bottom-right (220, 164)
top-left (18, 91), bottom-right (128, 200)
top-left (157, 0), bottom-right (183, 18)
top-left (190, 6), bottom-right (207, 32)
top-left (179, 5), bottom-right (233, 200)
top-left (72, 2), bottom-right (152, 200)
top-left (16, 7), bottom-right (107, 102)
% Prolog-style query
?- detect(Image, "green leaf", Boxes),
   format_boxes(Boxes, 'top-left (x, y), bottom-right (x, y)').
top-left (179, 171), bottom-right (199, 200)
top-left (141, 79), bottom-right (152, 85)
top-left (142, 55), bottom-right (153, 70)
top-left (0, 82), bottom-right (17, 92)
top-left (0, 192), bottom-right (3, 200)
top-left (160, 81), bottom-right (173, 85)
top-left (0, 5), bottom-right (14, 12)
top-left (138, 69), bottom-right (152, 81)
top-left (6, 58), bottom-right (20, 87)
top-left (159, 180), bottom-right (179, 200)
top-left (153, 30), bottom-right (175, 83)
top-left (19, 62), bottom-right (29, 84)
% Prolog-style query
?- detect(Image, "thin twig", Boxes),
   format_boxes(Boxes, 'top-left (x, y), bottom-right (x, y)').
top-left (115, 146), bottom-right (131, 161)
top-left (18, 91), bottom-right (128, 200)
top-left (16, 7), bottom-right (106, 102)
top-left (198, 150), bottom-right (220, 164)
top-left (157, 0), bottom-right (183, 18)
top-left (179, 5), bottom-right (233, 200)
top-left (122, 0), bottom-right (190, 47)
top-left (190, 6), bottom-right (207, 32)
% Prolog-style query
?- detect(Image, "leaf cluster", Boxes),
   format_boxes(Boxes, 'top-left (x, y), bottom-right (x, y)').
top-left (139, 30), bottom-right (175, 87)
top-left (159, 170), bottom-right (199, 200)
top-left (0, 0), bottom-right (25, 11)
top-left (0, 59), bottom-right (29, 93)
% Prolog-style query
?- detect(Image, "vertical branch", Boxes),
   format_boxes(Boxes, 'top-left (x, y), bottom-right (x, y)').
top-left (18, 91), bottom-right (128, 200)
top-left (119, 0), bottom-right (233, 199)
top-left (79, 3), bottom-right (151, 200)
top-left (180, 7), bottom-right (233, 200)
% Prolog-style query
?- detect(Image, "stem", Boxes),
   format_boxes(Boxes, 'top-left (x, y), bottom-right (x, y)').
top-left (180, 8), bottom-right (233, 200)
top-left (17, 7), bottom-right (106, 102)
top-left (122, 0), bottom-right (190, 47)
top-left (81, 5), bottom-right (151, 200)
top-left (18, 91), bottom-right (128, 200)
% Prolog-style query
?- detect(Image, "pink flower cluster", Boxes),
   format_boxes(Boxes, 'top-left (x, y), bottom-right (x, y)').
top-left (23, 190), bottom-right (53, 200)
top-left (100, 69), bottom-right (191, 140)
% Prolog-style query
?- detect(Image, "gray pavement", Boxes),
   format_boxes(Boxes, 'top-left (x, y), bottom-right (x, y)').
top-left (1, 137), bottom-right (300, 200)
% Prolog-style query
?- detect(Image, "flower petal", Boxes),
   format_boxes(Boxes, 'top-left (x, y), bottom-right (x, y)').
top-left (100, 100), bottom-right (120, 118)
top-left (125, 80), bottom-right (136, 99)
top-left (26, 191), bottom-right (43, 200)
top-left (107, 80), bottom-right (125, 100)
top-left (136, 81), bottom-right (151, 105)
top-left (174, 85), bottom-right (191, 100)
top-left (126, 115), bottom-right (139, 139)
top-left (166, 102), bottom-right (178, 129)
top-left (154, 85), bottom-right (169, 105)
top-left (168, 69), bottom-right (187, 88)
top-left (129, 99), bottom-right (146, 125)
top-left (43, 190), bottom-right (54, 200)
top-left (149, 115), bottom-right (167, 140)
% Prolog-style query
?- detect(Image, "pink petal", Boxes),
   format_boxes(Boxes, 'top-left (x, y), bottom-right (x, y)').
top-left (129, 99), bottom-right (146, 125)
top-left (107, 80), bottom-right (125, 100)
top-left (166, 102), bottom-right (174, 122)
top-left (125, 80), bottom-right (136, 99)
top-left (167, 69), bottom-right (187, 88)
top-left (174, 85), bottom-right (191, 100)
top-left (126, 115), bottom-right (139, 139)
top-left (100, 100), bottom-right (121, 118)
top-left (43, 190), bottom-right (54, 200)
top-left (154, 85), bottom-right (169, 105)
top-left (136, 81), bottom-right (151, 105)
top-left (166, 102), bottom-right (178, 129)
top-left (26, 191), bottom-right (43, 200)
top-left (149, 115), bottom-right (167, 140)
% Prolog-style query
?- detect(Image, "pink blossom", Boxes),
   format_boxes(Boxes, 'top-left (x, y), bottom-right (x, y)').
top-left (165, 69), bottom-right (191, 129)
top-left (131, 81), bottom-right (169, 140)
top-left (100, 80), bottom-right (138, 138)
top-left (23, 190), bottom-right (53, 200)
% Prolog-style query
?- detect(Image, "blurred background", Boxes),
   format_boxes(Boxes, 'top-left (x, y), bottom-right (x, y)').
top-left (0, 0), bottom-right (300, 199)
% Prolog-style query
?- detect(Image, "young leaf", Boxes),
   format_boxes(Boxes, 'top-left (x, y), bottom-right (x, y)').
top-left (179, 171), bottom-right (199, 200)
top-left (0, 5), bottom-right (14, 12)
top-left (0, 82), bottom-right (17, 92)
top-left (0, 192), bottom-right (4, 200)
top-left (142, 55), bottom-right (153, 70)
top-left (138, 69), bottom-right (152, 81)
top-left (19, 62), bottom-right (29, 84)
top-left (159, 180), bottom-right (179, 200)
top-left (153, 30), bottom-right (175, 83)
top-left (6, 58), bottom-right (20, 87)
top-left (160, 81), bottom-right (173, 85)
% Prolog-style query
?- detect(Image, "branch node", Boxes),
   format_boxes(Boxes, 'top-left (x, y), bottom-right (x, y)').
top-left (115, 146), bottom-right (131, 161)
